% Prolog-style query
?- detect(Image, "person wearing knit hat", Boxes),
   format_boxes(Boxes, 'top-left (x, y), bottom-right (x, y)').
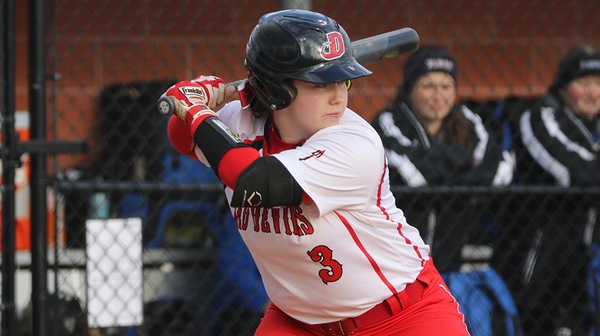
top-left (402, 46), bottom-right (458, 96)
top-left (515, 44), bottom-right (600, 336)
top-left (550, 45), bottom-right (600, 91)
top-left (519, 43), bottom-right (600, 184)
top-left (371, 45), bottom-right (515, 334)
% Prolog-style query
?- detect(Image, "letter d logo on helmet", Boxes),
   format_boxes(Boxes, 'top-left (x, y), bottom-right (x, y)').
top-left (321, 32), bottom-right (345, 60)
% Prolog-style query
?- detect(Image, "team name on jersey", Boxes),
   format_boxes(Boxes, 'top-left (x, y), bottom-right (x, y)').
top-left (233, 206), bottom-right (314, 236)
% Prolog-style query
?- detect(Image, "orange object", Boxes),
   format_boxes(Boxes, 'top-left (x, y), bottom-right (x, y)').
top-left (0, 117), bottom-right (62, 250)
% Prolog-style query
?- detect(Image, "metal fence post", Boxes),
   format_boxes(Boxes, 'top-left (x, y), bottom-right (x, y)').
top-left (1, 0), bottom-right (18, 334)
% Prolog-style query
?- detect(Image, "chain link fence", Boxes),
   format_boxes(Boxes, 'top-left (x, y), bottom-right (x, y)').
top-left (2, 0), bottom-right (600, 335)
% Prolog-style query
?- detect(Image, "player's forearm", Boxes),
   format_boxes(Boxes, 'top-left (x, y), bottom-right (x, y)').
top-left (168, 110), bottom-right (257, 187)
top-left (191, 110), bottom-right (258, 187)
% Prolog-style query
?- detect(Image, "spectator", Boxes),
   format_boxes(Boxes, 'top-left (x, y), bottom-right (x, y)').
top-left (509, 44), bottom-right (600, 335)
top-left (371, 45), bottom-right (514, 274)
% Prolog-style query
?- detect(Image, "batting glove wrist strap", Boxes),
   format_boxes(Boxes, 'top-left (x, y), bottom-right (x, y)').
top-left (187, 105), bottom-right (217, 136)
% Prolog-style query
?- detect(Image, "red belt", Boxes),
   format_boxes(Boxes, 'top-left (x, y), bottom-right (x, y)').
top-left (316, 279), bottom-right (427, 336)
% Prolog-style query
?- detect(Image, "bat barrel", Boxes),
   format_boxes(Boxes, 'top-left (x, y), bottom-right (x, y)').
top-left (352, 28), bottom-right (419, 65)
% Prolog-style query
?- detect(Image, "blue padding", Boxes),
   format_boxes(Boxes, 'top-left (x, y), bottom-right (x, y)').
top-left (147, 200), bottom-right (216, 249)
top-left (443, 268), bottom-right (522, 336)
top-left (161, 153), bottom-right (220, 184)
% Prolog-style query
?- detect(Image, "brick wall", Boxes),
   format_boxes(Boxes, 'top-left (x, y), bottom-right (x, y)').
top-left (12, 0), bottom-right (600, 169)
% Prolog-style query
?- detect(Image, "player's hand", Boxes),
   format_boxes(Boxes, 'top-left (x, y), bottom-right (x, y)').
top-left (162, 75), bottom-right (225, 122)
top-left (190, 75), bottom-right (227, 109)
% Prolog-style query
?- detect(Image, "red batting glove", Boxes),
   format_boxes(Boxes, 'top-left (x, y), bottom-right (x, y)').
top-left (164, 75), bottom-right (225, 108)
top-left (162, 75), bottom-right (225, 136)
top-left (190, 75), bottom-right (227, 109)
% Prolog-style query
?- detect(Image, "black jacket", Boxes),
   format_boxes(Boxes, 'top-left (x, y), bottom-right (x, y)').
top-left (518, 94), bottom-right (600, 186)
top-left (371, 102), bottom-right (514, 187)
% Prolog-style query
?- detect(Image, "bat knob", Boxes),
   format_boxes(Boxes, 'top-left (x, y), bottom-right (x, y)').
top-left (157, 96), bottom-right (175, 117)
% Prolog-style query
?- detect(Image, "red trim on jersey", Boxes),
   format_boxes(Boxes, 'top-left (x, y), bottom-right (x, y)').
top-left (243, 136), bottom-right (264, 146)
top-left (333, 210), bottom-right (397, 295)
top-left (186, 105), bottom-right (217, 136)
top-left (263, 118), bottom-right (305, 155)
top-left (376, 157), bottom-right (426, 262)
top-left (217, 147), bottom-right (261, 189)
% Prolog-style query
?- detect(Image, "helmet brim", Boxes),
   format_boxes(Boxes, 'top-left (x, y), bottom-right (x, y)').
top-left (288, 59), bottom-right (372, 84)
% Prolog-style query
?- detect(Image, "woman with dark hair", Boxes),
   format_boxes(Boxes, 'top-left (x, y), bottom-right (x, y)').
top-left (371, 45), bottom-right (514, 274)
top-left (513, 44), bottom-right (600, 336)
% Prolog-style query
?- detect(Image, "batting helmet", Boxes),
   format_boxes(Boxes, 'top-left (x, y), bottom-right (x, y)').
top-left (245, 9), bottom-right (372, 111)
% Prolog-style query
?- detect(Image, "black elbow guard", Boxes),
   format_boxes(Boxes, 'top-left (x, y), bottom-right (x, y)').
top-left (231, 156), bottom-right (303, 207)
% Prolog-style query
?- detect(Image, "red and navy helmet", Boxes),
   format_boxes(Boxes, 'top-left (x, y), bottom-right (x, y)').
top-left (245, 9), bottom-right (372, 111)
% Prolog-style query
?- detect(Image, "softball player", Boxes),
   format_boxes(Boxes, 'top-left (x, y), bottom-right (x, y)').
top-left (163, 9), bottom-right (469, 336)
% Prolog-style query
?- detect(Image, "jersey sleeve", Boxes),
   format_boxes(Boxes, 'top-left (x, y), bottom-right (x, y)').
top-left (217, 100), bottom-right (267, 142)
top-left (272, 113), bottom-right (384, 216)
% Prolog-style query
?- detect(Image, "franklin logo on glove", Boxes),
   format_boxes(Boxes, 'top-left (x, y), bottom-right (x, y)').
top-left (179, 86), bottom-right (206, 100)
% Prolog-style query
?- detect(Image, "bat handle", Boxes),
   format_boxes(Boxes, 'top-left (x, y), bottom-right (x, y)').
top-left (156, 79), bottom-right (246, 117)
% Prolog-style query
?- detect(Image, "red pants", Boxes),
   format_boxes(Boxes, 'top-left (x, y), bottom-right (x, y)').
top-left (255, 259), bottom-right (470, 336)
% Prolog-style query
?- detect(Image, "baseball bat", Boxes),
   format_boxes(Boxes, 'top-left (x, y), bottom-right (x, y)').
top-left (157, 27), bottom-right (419, 117)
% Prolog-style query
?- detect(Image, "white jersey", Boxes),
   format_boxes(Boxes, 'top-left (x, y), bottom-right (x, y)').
top-left (205, 101), bottom-right (430, 325)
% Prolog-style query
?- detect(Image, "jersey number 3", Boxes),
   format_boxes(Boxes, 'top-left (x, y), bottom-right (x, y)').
top-left (307, 245), bottom-right (343, 284)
